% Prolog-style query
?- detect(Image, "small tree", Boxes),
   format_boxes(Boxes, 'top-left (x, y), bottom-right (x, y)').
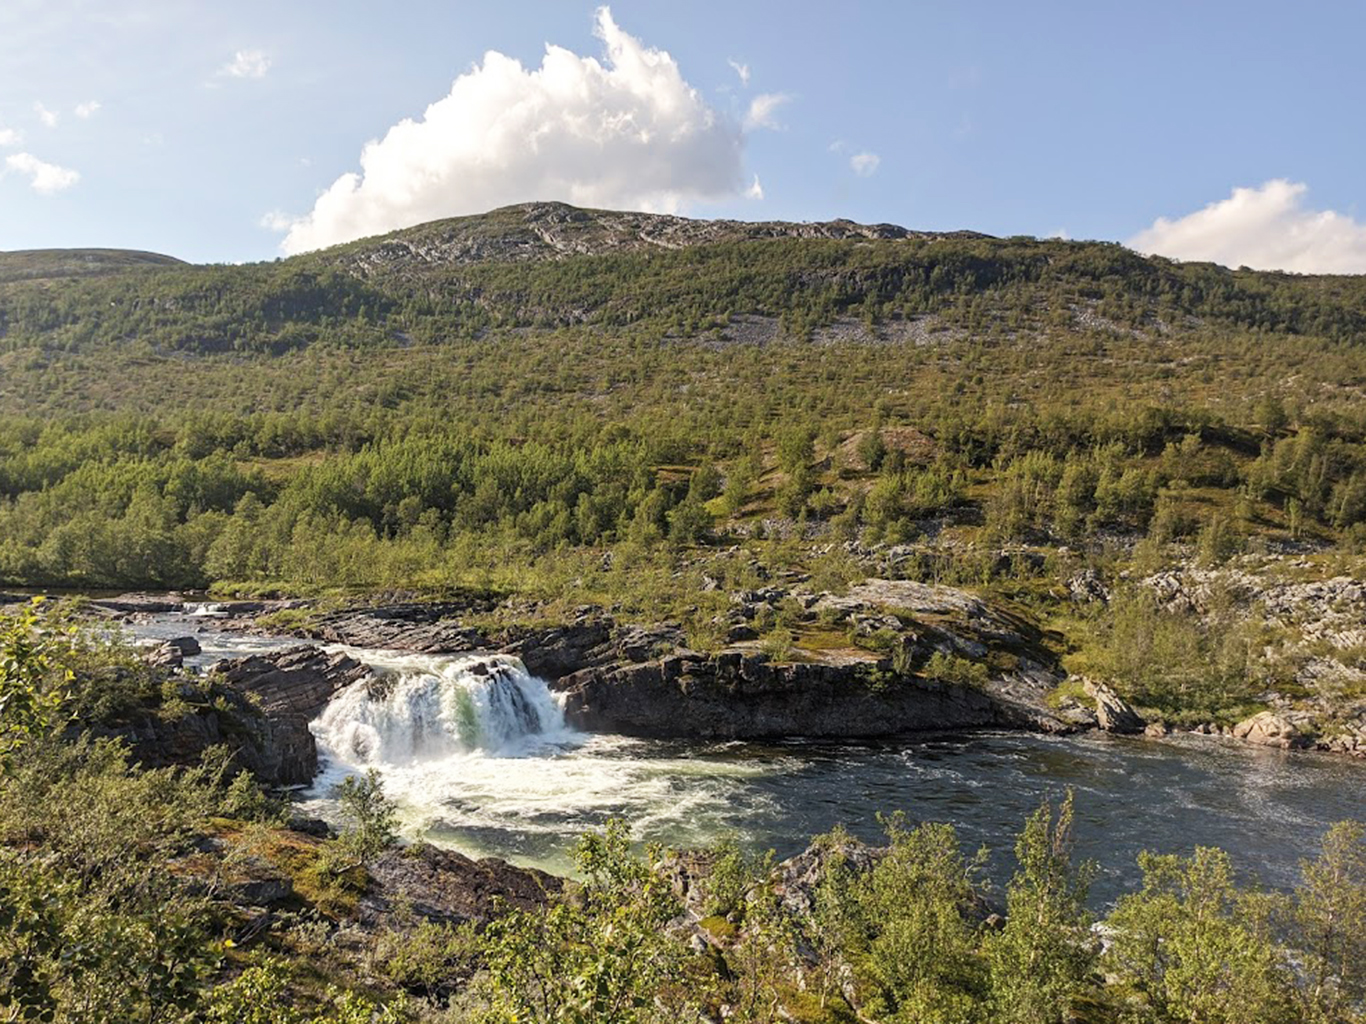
top-left (0, 599), bottom-right (71, 769)
top-left (1293, 821), bottom-right (1366, 1022)
top-left (335, 768), bottom-right (398, 864)
top-left (985, 792), bottom-right (1098, 1024)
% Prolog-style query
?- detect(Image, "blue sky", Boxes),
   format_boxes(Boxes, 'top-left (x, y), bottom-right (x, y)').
top-left (2, 0), bottom-right (1364, 271)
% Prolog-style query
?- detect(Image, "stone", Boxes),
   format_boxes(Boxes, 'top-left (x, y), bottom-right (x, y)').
top-left (1232, 710), bottom-right (1315, 749)
top-left (1082, 678), bottom-right (1146, 734)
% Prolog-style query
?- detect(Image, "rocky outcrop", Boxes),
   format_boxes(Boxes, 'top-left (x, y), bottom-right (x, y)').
top-left (142, 635), bottom-right (201, 669)
top-left (208, 648), bottom-right (370, 784)
top-left (254, 577), bottom-right (1071, 744)
top-left (213, 647), bottom-right (368, 719)
top-left (1082, 678), bottom-right (1146, 734)
top-left (302, 603), bottom-right (490, 652)
top-left (359, 842), bottom-right (561, 928)
top-left (552, 648), bottom-right (1047, 740)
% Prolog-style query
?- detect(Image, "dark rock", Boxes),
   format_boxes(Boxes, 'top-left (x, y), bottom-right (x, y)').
top-left (90, 593), bottom-right (188, 615)
top-left (287, 815), bottom-right (335, 839)
top-left (210, 647), bottom-right (371, 785)
top-left (360, 842), bottom-right (561, 927)
top-left (551, 650), bottom-right (1020, 740)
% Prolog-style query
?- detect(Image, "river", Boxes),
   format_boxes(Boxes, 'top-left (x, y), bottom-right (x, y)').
top-left (130, 609), bottom-right (1364, 905)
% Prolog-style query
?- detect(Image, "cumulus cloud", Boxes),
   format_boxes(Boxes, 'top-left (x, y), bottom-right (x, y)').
top-left (1129, 180), bottom-right (1366, 274)
top-left (276, 7), bottom-right (751, 255)
top-left (728, 59), bottom-right (750, 86)
top-left (0, 128), bottom-right (21, 147)
top-left (5, 152), bottom-right (79, 194)
top-left (34, 102), bottom-right (58, 128)
top-left (74, 101), bottom-right (101, 119)
top-left (743, 92), bottom-right (789, 131)
top-left (222, 49), bottom-right (271, 79)
top-left (849, 151), bottom-right (880, 177)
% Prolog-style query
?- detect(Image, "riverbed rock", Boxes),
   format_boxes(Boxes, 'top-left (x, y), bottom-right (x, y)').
top-left (550, 647), bottom-right (1051, 739)
top-left (209, 647), bottom-right (371, 784)
top-left (142, 635), bottom-right (202, 669)
top-left (1232, 710), bottom-right (1316, 749)
top-left (1082, 678), bottom-right (1146, 734)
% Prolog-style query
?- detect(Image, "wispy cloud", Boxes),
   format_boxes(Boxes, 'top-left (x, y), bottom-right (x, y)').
top-left (34, 102), bottom-right (58, 128)
top-left (1130, 179), bottom-right (1366, 274)
top-left (850, 151), bottom-right (880, 177)
top-left (5, 152), bottom-right (80, 194)
top-left (743, 92), bottom-right (790, 131)
top-left (745, 174), bottom-right (764, 200)
top-left (727, 58), bottom-right (750, 86)
top-left (221, 49), bottom-right (271, 79)
top-left (74, 100), bottom-right (101, 119)
top-left (0, 127), bottom-right (21, 147)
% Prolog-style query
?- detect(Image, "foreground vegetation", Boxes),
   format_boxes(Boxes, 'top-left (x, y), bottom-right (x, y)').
top-left (0, 605), bottom-right (1363, 1023)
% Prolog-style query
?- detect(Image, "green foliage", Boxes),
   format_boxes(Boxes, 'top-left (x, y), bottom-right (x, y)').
top-left (1103, 847), bottom-right (1296, 1024)
top-left (817, 814), bottom-right (987, 1022)
top-left (0, 599), bottom-right (70, 767)
top-left (1292, 821), bottom-right (1366, 1022)
top-left (470, 819), bottom-right (698, 1024)
top-left (984, 792), bottom-right (1098, 1024)
top-left (1066, 586), bottom-right (1281, 722)
top-left (334, 768), bottom-right (399, 864)
top-left (924, 650), bottom-right (990, 688)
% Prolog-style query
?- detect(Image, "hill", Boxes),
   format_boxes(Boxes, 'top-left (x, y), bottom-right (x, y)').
top-left (0, 202), bottom-right (1364, 737)
top-left (0, 247), bottom-right (184, 283)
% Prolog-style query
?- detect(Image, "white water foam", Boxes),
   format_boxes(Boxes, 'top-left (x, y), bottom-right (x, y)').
top-left (311, 650), bottom-right (578, 764)
top-left (301, 648), bottom-right (784, 872)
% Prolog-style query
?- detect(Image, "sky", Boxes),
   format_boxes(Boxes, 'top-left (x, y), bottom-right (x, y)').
top-left (2, 0), bottom-right (1365, 272)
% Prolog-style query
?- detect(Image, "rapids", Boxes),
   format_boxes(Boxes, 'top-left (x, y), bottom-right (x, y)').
top-left (126, 612), bottom-right (1365, 903)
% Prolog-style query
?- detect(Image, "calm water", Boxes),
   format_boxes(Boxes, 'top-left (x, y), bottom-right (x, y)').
top-left (129, 611), bottom-right (1364, 905)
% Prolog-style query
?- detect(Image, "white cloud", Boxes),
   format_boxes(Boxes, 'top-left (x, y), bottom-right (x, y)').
top-left (1129, 180), bottom-right (1366, 274)
top-left (276, 7), bottom-right (751, 255)
top-left (5, 152), bottom-right (79, 194)
top-left (221, 49), bottom-right (271, 79)
top-left (74, 100), bottom-right (101, 119)
top-left (0, 127), bottom-right (21, 147)
top-left (743, 92), bottom-right (789, 131)
top-left (728, 58), bottom-right (750, 86)
top-left (745, 173), bottom-right (763, 200)
top-left (850, 151), bottom-right (880, 177)
top-left (34, 102), bottom-right (58, 128)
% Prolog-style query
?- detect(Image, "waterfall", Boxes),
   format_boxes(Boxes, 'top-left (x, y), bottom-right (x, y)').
top-left (311, 651), bottom-right (571, 767)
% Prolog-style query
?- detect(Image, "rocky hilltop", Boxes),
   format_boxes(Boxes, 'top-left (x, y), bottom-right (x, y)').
top-left (325, 200), bottom-right (992, 279)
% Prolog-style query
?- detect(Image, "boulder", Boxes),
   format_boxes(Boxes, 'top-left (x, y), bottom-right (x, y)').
top-left (1082, 678), bottom-right (1146, 734)
top-left (1232, 710), bottom-right (1315, 749)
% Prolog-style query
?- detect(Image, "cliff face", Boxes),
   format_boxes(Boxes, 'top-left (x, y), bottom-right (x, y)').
top-left (549, 650), bottom-right (1027, 739)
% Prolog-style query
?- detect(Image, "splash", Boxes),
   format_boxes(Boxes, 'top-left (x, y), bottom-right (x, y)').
top-left (312, 651), bottom-right (573, 765)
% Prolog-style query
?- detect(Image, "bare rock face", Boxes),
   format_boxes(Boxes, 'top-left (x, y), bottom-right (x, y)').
top-left (214, 647), bottom-right (368, 719)
top-left (204, 647), bottom-right (370, 785)
top-left (141, 635), bottom-right (201, 669)
top-left (551, 649), bottom-right (1028, 740)
top-left (1082, 678), bottom-right (1146, 735)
